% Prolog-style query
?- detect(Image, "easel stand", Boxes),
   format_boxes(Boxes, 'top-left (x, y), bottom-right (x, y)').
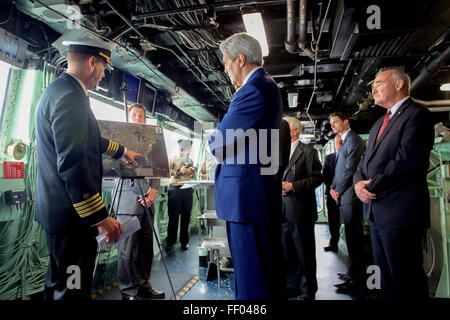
top-left (93, 177), bottom-right (176, 300)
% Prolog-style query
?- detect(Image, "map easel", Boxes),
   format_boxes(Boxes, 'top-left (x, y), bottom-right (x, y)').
top-left (93, 114), bottom-right (174, 299)
top-left (93, 175), bottom-right (176, 299)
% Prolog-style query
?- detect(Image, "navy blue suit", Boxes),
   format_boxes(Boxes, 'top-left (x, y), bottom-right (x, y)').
top-left (354, 97), bottom-right (434, 299)
top-left (36, 72), bottom-right (124, 234)
top-left (209, 68), bottom-right (282, 299)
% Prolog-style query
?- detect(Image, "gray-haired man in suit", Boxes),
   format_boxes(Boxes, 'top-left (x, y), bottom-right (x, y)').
top-left (281, 117), bottom-right (323, 300)
top-left (354, 69), bottom-right (433, 299)
top-left (112, 103), bottom-right (165, 300)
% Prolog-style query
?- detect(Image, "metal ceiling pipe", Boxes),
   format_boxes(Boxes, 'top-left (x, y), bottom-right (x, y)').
top-left (414, 99), bottom-right (450, 107)
top-left (414, 99), bottom-right (450, 112)
top-left (299, 0), bottom-right (308, 44)
top-left (285, 0), bottom-right (297, 53)
top-left (411, 45), bottom-right (450, 92)
top-left (413, 98), bottom-right (450, 111)
top-left (335, 59), bottom-right (353, 99)
top-left (305, 0), bottom-right (333, 114)
top-left (428, 107), bottom-right (450, 112)
top-left (298, 0), bottom-right (314, 60)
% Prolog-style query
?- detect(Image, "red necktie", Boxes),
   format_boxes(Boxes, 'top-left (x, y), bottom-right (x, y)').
top-left (337, 137), bottom-right (342, 150)
top-left (377, 110), bottom-right (391, 141)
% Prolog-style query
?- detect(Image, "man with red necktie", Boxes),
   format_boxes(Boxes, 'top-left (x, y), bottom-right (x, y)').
top-left (329, 112), bottom-right (366, 294)
top-left (354, 69), bottom-right (434, 300)
top-left (322, 134), bottom-right (342, 253)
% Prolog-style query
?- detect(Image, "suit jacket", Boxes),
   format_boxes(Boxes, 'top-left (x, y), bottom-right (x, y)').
top-left (282, 142), bottom-right (323, 223)
top-left (278, 119), bottom-right (292, 181)
top-left (112, 178), bottom-right (160, 217)
top-left (331, 130), bottom-right (365, 206)
top-left (273, 119), bottom-right (292, 224)
top-left (322, 152), bottom-right (336, 195)
top-left (209, 68), bottom-right (282, 223)
top-left (353, 98), bottom-right (434, 229)
top-left (35, 72), bottom-right (124, 234)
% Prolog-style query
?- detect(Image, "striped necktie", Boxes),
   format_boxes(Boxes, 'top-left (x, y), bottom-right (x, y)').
top-left (377, 110), bottom-right (391, 141)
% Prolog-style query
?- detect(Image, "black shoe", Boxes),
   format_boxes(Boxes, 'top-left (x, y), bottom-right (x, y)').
top-left (337, 272), bottom-right (350, 281)
top-left (324, 244), bottom-right (338, 252)
top-left (181, 244), bottom-right (189, 251)
top-left (137, 287), bottom-right (165, 299)
top-left (299, 292), bottom-right (315, 300)
top-left (219, 257), bottom-right (233, 269)
top-left (286, 287), bottom-right (300, 298)
top-left (122, 294), bottom-right (142, 300)
top-left (334, 280), bottom-right (364, 294)
top-left (165, 245), bottom-right (173, 252)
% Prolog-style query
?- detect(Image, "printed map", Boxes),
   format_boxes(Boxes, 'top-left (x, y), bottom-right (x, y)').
top-left (98, 120), bottom-right (170, 178)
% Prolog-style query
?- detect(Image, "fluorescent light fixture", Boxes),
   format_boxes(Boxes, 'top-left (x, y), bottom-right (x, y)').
top-left (288, 92), bottom-right (298, 108)
top-left (242, 12), bottom-right (269, 57)
top-left (440, 83), bottom-right (450, 91)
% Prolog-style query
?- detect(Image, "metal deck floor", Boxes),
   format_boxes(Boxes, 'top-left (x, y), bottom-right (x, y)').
top-left (151, 223), bottom-right (359, 300)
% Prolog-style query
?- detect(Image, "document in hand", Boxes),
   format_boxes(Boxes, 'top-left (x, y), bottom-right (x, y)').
top-left (96, 215), bottom-right (141, 250)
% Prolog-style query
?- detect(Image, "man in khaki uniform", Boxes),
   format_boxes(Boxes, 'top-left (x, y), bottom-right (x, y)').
top-left (165, 140), bottom-right (195, 251)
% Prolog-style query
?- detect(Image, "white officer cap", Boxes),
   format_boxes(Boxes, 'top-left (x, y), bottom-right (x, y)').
top-left (177, 139), bottom-right (193, 151)
top-left (62, 32), bottom-right (117, 70)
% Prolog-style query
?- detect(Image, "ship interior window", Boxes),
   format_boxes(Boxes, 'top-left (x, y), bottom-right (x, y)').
top-left (0, 61), bottom-right (11, 132)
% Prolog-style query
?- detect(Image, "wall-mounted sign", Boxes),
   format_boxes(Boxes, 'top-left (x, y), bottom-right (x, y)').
top-left (3, 161), bottom-right (24, 179)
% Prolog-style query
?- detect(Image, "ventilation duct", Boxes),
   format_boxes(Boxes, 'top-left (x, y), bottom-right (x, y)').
top-left (411, 46), bottom-right (450, 92)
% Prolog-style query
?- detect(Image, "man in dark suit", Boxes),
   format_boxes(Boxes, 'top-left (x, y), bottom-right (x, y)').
top-left (278, 119), bottom-right (292, 186)
top-left (329, 112), bottom-right (366, 293)
top-left (112, 104), bottom-right (164, 300)
top-left (268, 118), bottom-right (291, 299)
top-left (354, 69), bottom-right (434, 300)
top-left (35, 32), bottom-right (140, 300)
top-left (281, 117), bottom-right (323, 300)
top-left (253, 118), bottom-right (290, 300)
top-left (322, 134), bottom-right (341, 252)
top-left (209, 33), bottom-right (282, 299)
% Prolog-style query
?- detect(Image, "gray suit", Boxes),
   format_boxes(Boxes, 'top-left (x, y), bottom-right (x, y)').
top-left (112, 178), bottom-right (160, 295)
top-left (331, 130), bottom-right (366, 282)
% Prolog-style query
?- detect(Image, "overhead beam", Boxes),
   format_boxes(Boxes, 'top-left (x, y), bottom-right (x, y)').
top-left (131, 0), bottom-right (286, 21)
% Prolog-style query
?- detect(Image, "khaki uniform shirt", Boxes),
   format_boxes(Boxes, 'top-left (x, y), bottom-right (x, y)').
top-left (169, 154), bottom-right (195, 186)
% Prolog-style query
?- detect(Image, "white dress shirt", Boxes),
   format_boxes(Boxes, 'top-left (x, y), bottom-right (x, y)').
top-left (389, 96), bottom-right (410, 119)
top-left (242, 66), bottom-right (262, 87)
top-left (66, 72), bottom-right (88, 96)
top-left (290, 139), bottom-right (300, 160)
top-left (340, 128), bottom-right (351, 142)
